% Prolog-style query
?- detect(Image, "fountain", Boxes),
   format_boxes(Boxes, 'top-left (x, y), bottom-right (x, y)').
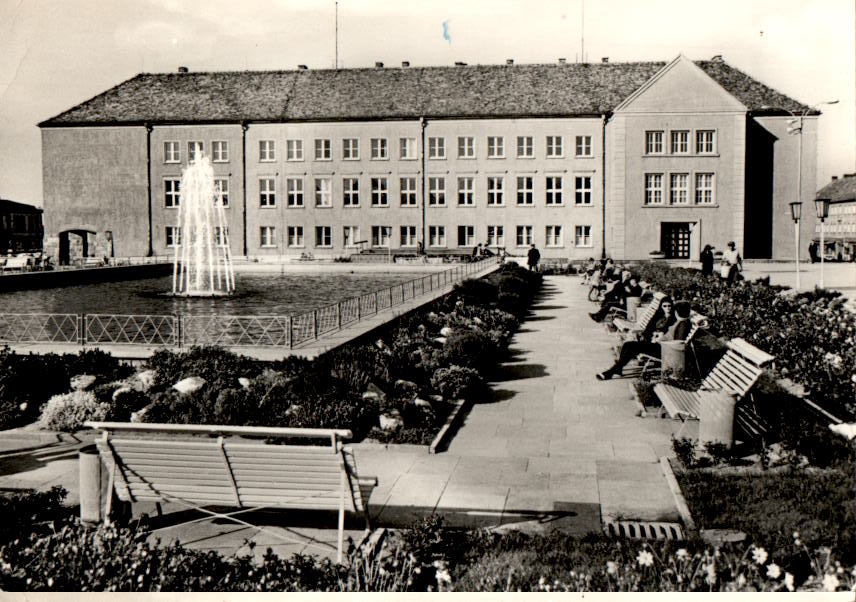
top-left (171, 153), bottom-right (235, 296)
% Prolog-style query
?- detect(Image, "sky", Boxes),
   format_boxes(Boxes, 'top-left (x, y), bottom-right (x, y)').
top-left (0, 0), bottom-right (853, 207)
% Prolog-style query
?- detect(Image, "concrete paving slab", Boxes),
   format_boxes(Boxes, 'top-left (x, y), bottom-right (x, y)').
top-left (435, 482), bottom-right (508, 511)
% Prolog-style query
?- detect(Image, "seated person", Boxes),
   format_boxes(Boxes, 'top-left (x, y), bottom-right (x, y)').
top-left (589, 270), bottom-right (633, 322)
top-left (596, 300), bottom-right (691, 380)
top-left (625, 277), bottom-right (643, 299)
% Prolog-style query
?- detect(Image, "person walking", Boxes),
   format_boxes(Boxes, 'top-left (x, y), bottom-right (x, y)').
top-left (700, 244), bottom-right (715, 276)
top-left (527, 244), bottom-right (540, 272)
top-left (721, 241), bottom-right (742, 286)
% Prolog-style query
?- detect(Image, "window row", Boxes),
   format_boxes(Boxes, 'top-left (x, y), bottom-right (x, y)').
top-left (644, 172), bottom-right (716, 206)
top-left (644, 129), bottom-right (717, 156)
top-left (163, 135), bottom-right (595, 164)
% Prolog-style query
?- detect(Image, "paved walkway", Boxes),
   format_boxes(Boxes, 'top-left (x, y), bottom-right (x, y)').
top-left (0, 274), bottom-right (686, 555)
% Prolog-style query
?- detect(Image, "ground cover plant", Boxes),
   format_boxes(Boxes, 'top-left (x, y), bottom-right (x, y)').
top-left (2, 490), bottom-right (853, 592)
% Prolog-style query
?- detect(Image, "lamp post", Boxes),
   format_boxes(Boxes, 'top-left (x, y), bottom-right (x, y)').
top-left (815, 197), bottom-right (830, 289)
top-left (789, 201), bottom-right (802, 288)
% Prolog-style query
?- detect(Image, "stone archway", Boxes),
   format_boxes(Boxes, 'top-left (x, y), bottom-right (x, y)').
top-left (58, 227), bottom-right (96, 266)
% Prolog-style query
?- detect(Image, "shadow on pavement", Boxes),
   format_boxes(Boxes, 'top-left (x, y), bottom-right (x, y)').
top-left (492, 363), bottom-right (548, 381)
top-left (0, 442), bottom-right (81, 477)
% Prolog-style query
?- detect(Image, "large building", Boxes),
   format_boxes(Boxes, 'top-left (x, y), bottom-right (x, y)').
top-left (38, 55), bottom-right (819, 263)
top-left (815, 173), bottom-right (856, 261)
top-left (0, 199), bottom-right (43, 254)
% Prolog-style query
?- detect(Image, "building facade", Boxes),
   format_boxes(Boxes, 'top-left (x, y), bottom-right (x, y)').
top-left (39, 55), bottom-right (817, 263)
top-left (815, 174), bottom-right (856, 261)
top-left (0, 199), bottom-right (43, 254)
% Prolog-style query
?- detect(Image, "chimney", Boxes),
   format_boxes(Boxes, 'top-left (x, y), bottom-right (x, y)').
top-left (297, 64), bottom-right (308, 70)
top-left (375, 61), bottom-right (384, 68)
top-left (558, 58), bottom-right (566, 64)
top-left (711, 54), bottom-right (723, 62)
top-left (401, 61), bottom-right (410, 68)
top-left (601, 57), bottom-right (609, 63)
top-left (454, 61), bottom-right (467, 67)
top-left (506, 59), bottom-right (514, 65)
top-left (177, 66), bottom-right (189, 73)
top-left (832, 176), bottom-right (838, 181)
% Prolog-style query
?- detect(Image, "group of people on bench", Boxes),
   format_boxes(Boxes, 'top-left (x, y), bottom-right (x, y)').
top-left (588, 268), bottom-right (643, 323)
top-left (595, 296), bottom-right (692, 380)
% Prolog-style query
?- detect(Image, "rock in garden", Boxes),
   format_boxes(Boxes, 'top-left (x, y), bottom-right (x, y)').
top-left (394, 379), bottom-right (419, 398)
top-left (428, 394), bottom-right (443, 404)
top-left (173, 376), bottom-right (206, 395)
top-left (439, 326), bottom-right (453, 337)
top-left (364, 382), bottom-right (387, 402)
top-left (238, 377), bottom-right (251, 389)
top-left (70, 374), bottom-right (97, 391)
top-left (433, 337), bottom-right (447, 344)
top-left (112, 386), bottom-right (132, 401)
top-left (135, 370), bottom-right (156, 391)
top-left (379, 411), bottom-right (403, 431)
top-left (130, 406), bottom-right (149, 423)
top-left (411, 397), bottom-right (433, 409)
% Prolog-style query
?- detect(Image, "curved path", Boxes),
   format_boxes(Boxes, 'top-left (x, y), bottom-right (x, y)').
top-left (358, 275), bottom-right (685, 534)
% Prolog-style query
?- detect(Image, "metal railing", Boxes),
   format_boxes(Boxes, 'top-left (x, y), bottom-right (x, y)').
top-left (0, 257), bottom-right (500, 350)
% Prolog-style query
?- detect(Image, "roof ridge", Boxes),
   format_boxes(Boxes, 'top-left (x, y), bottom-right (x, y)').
top-left (37, 73), bottom-right (147, 127)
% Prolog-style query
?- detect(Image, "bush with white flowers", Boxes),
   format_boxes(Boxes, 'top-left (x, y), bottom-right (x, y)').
top-left (37, 390), bottom-right (110, 432)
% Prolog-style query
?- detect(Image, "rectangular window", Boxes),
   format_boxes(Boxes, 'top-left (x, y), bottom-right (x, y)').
top-left (164, 141), bottom-right (180, 163)
top-left (517, 176), bottom-right (533, 206)
top-left (343, 177), bottom-right (360, 207)
top-left (671, 130), bottom-right (689, 154)
top-left (400, 137), bottom-right (416, 160)
top-left (260, 226), bottom-right (276, 248)
top-left (487, 136), bottom-right (504, 158)
top-left (315, 138), bottom-right (332, 160)
top-left (517, 136), bottom-right (534, 158)
top-left (428, 177), bottom-right (446, 206)
top-left (457, 225), bottom-right (475, 246)
top-left (695, 173), bottom-right (715, 205)
top-left (516, 225), bottom-right (533, 246)
top-left (286, 177), bottom-right (304, 207)
top-left (487, 176), bottom-right (504, 206)
top-left (428, 137), bottom-right (445, 159)
top-left (370, 138), bottom-right (388, 160)
top-left (458, 136), bottom-right (475, 158)
top-left (575, 135), bottom-right (592, 157)
top-left (400, 177), bottom-right (417, 206)
top-left (343, 226), bottom-right (360, 247)
top-left (314, 177), bottom-right (332, 207)
top-left (487, 225), bottom-right (504, 247)
top-left (645, 131), bottom-right (664, 155)
top-left (574, 176), bottom-right (592, 205)
top-left (287, 226), bottom-right (304, 248)
top-left (214, 178), bottom-right (229, 207)
top-left (286, 139), bottom-right (303, 161)
top-left (546, 135), bottom-right (563, 157)
top-left (645, 173), bottom-right (664, 205)
top-left (457, 177), bottom-right (475, 206)
top-left (315, 226), bottom-right (332, 248)
top-left (164, 179), bottom-right (181, 208)
top-left (400, 225), bottom-right (417, 247)
top-left (259, 177), bottom-right (276, 207)
top-left (165, 226), bottom-right (181, 247)
top-left (343, 138), bottom-right (359, 160)
top-left (188, 141), bottom-right (204, 160)
top-left (575, 225), bottom-right (592, 247)
top-left (371, 177), bottom-right (389, 206)
top-left (546, 176), bottom-right (563, 206)
top-left (214, 226), bottom-right (229, 247)
top-left (545, 225), bottom-right (563, 247)
top-left (259, 140), bottom-right (275, 162)
top-left (428, 225), bottom-right (446, 247)
top-left (696, 130), bottom-right (716, 154)
top-left (371, 226), bottom-right (391, 248)
top-left (212, 141), bottom-right (229, 162)
top-left (670, 173), bottom-right (689, 205)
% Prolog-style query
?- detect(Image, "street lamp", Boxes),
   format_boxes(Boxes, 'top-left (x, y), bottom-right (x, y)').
top-left (789, 201), bottom-right (802, 288)
top-left (815, 197), bottom-right (830, 289)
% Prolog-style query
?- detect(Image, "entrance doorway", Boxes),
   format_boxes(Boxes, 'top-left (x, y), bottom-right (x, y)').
top-left (58, 229), bottom-right (94, 266)
top-left (661, 223), bottom-right (691, 259)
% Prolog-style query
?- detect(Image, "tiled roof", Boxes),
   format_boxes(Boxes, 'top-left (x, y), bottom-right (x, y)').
top-left (40, 60), bottom-right (809, 126)
top-left (0, 199), bottom-right (42, 214)
top-left (817, 174), bottom-right (856, 202)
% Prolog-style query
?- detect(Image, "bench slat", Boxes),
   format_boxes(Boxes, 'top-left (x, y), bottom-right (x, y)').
top-left (727, 338), bottom-right (775, 366)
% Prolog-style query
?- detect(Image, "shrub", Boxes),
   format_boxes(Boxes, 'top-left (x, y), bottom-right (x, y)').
top-left (38, 390), bottom-right (110, 432)
top-left (106, 388), bottom-right (151, 422)
top-left (147, 346), bottom-right (261, 390)
top-left (66, 349), bottom-right (133, 381)
top-left (454, 279), bottom-right (498, 307)
top-left (443, 330), bottom-right (495, 372)
top-left (431, 366), bottom-right (485, 401)
top-left (0, 351), bottom-right (70, 429)
top-left (0, 486), bottom-right (72, 545)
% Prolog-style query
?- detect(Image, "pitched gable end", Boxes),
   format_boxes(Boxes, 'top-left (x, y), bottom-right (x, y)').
top-left (615, 55), bottom-right (746, 114)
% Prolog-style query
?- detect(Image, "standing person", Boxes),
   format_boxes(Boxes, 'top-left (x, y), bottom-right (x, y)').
top-left (700, 244), bottom-right (715, 276)
top-left (721, 241), bottom-right (742, 285)
top-left (472, 243), bottom-right (481, 261)
top-left (809, 241), bottom-right (819, 264)
top-left (527, 244), bottom-right (540, 272)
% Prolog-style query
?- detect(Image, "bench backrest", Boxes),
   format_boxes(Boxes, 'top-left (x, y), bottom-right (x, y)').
top-left (700, 338), bottom-right (775, 398)
top-left (3, 256), bottom-right (29, 269)
top-left (85, 422), bottom-right (368, 513)
top-left (635, 292), bottom-right (666, 330)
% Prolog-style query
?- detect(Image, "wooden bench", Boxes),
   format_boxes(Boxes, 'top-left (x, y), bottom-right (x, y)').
top-left (84, 421), bottom-right (378, 562)
top-left (612, 292), bottom-right (666, 336)
top-left (1, 256), bottom-right (31, 272)
top-left (653, 338), bottom-right (775, 427)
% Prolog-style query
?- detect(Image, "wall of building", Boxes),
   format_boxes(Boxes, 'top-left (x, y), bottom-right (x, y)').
top-left (42, 127), bottom-right (149, 258)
